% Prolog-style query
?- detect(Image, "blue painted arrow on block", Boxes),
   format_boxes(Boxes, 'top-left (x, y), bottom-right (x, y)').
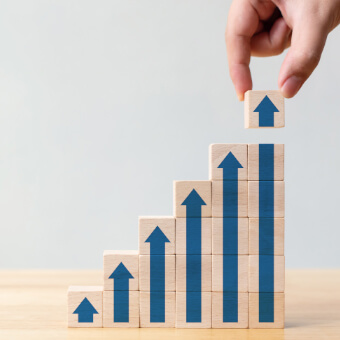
top-left (218, 152), bottom-right (243, 322)
top-left (145, 226), bottom-right (170, 323)
top-left (73, 297), bottom-right (98, 323)
top-left (181, 189), bottom-right (206, 322)
top-left (254, 95), bottom-right (279, 127)
top-left (259, 144), bottom-right (275, 322)
top-left (109, 262), bottom-right (134, 323)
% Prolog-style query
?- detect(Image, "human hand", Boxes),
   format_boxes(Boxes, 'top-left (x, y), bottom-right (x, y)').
top-left (226, 0), bottom-right (340, 100)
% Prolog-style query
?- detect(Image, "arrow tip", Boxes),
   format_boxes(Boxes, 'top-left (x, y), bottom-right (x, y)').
top-left (73, 297), bottom-right (98, 315)
top-left (254, 95), bottom-right (279, 113)
top-left (218, 152), bottom-right (243, 169)
top-left (181, 189), bottom-right (206, 206)
top-left (109, 262), bottom-right (134, 280)
top-left (145, 226), bottom-right (170, 243)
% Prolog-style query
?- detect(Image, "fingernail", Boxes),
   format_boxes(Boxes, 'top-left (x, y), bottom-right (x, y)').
top-left (237, 92), bottom-right (244, 101)
top-left (280, 76), bottom-right (303, 98)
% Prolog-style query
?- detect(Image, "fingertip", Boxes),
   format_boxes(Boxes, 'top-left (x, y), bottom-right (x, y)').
top-left (280, 75), bottom-right (303, 98)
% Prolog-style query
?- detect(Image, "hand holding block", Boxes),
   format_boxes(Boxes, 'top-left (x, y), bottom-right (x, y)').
top-left (212, 255), bottom-right (248, 292)
top-left (248, 255), bottom-right (285, 292)
top-left (249, 218), bottom-right (285, 255)
top-left (212, 292), bottom-right (248, 328)
top-left (248, 144), bottom-right (284, 181)
top-left (209, 144), bottom-right (248, 181)
top-left (212, 180), bottom-right (248, 217)
top-left (176, 292), bottom-right (212, 328)
top-left (248, 181), bottom-right (285, 218)
top-left (212, 218), bottom-right (248, 255)
top-left (103, 250), bottom-right (139, 291)
top-left (139, 216), bottom-right (175, 255)
top-left (173, 181), bottom-right (211, 217)
top-left (176, 255), bottom-right (212, 292)
top-left (139, 255), bottom-right (175, 291)
top-left (244, 91), bottom-right (284, 128)
top-left (176, 218), bottom-right (212, 255)
top-left (140, 291), bottom-right (175, 327)
top-left (249, 293), bottom-right (285, 328)
top-left (68, 286), bottom-right (103, 328)
top-left (103, 291), bottom-right (139, 327)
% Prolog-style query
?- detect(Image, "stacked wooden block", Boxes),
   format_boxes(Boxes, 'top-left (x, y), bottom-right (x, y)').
top-left (68, 91), bottom-right (285, 329)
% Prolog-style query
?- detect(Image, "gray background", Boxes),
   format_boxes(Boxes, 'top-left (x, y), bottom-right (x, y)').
top-left (0, 0), bottom-right (339, 269)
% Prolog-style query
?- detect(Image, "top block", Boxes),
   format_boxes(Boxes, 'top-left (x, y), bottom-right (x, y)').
top-left (209, 144), bottom-right (248, 181)
top-left (244, 91), bottom-right (284, 128)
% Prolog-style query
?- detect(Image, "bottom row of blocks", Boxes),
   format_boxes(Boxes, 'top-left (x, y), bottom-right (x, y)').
top-left (68, 286), bottom-right (284, 328)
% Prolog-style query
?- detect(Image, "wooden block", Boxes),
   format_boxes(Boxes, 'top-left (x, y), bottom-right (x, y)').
top-left (176, 292), bottom-right (212, 328)
top-left (249, 293), bottom-right (285, 328)
top-left (212, 255), bottom-right (248, 292)
top-left (212, 292), bottom-right (248, 328)
top-left (248, 181), bottom-right (285, 218)
top-left (176, 255), bottom-right (211, 292)
top-left (103, 290), bottom-right (139, 327)
top-left (173, 180), bottom-right (211, 218)
top-left (139, 255), bottom-right (175, 291)
top-left (176, 218), bottom-right (212, 255)
top-left (103, 250), bottom-right (139, 291)
top-left (212, 180), bottom-right (248, 217)
top-left (209, 144), bottom-right (248, 181)
top-left (249, 218), bottom-right (284, 255)
top-left (244, 90), bottom-right (284, 128)
top-left (248, 144), bottom-right (284, 181)
top-left (139, 216), bottom-right (175, 255)
top-left (140, 291), bottom-right (175, 327)
top-left (248, 255), bottom-right (285, 292)
top-left (68, 286), bottom-right (103, 328)
top-left (212, 218), bottom-right (248, 255)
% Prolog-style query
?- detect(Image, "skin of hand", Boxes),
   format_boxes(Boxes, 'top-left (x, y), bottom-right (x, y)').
top-left (226, 0), bottom-right (340, 100)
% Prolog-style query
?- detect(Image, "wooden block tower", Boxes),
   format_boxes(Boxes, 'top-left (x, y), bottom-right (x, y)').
top-left (67, 90), bottom-right (285, 329)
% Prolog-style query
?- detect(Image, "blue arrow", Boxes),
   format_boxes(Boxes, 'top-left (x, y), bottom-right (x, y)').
top-left (254, 95), bottom-right (279, 127)
top-left (109, 262), bottom-right (134, 323)
top-left (181, 189), bottom-right (206, 322)
top-left (218, 152), bottom-right (243, 322)
top-left (73, 297), bottom-right (98, 323)
top-left (259, 144), bottom-right (274, 322)
top-left (145, 226), bottom-right (170, 322)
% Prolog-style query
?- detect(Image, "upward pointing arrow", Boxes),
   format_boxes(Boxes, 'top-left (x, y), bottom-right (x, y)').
top-left (218, 152), bottom-right (243, 181)
top-left (73, 297), bottom-right (98, 323)
top-left (254, 95), bottom-right (279, 127)
top-left (145, 226), bottom-right (170, 323)
top-left (181, 189), bottom-right (206, 217)
top-left (109, 262), bottom-right (134, 323)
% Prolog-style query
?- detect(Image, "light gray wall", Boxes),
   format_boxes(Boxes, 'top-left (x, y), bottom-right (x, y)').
top-left (0, 0), bottom-right (339, 269)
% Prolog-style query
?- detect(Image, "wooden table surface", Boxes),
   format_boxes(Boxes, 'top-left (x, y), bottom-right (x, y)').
top-left (0, 270), bottom-right (339, 339)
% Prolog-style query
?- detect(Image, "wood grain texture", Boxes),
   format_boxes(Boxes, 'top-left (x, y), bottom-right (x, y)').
top-left (244, 90), bottom-right (284, 129)
top-left (173, 181), bottom-right (211, 218)
top-left (249, 292), bottom-right (285, 328)
top-left (212, 292), bottom-right (248, 328)
top-left (68, 286), bottom-right (103, 328)
top-left (249, 218), bottom-right (285, 255)
top-left (209, 144), bottom-right (248, 181)
top-left (103, 291), bottom-right (139, 328)
top-left (248, 255), bottom-right (285, 292)
top-left (139, 255), bottom-right (175, 291)
top-left (139, 216), bottom-right (175, 255)
top-left (1, 270), bottom-right (340, 338)
top-left (212, 255), bottom-right (248, 292)
top-left (212, 218), bottom-right (249, 255)
top-left (248, 144), bottom-right (284, 181)
top-left (248, 181), bottom-right (285, 218)
top-left (176, 255), bottom-right (211, 292)
top-left (103, 250), bottom-right (139, 291)
top-left (140, 292), bottom-right (175, 328)
top-left (176, 292), bottom-right (212, 328)
top-left (212, 180), bottom-right (248, 217)
top-left (176, 218), bottom-right (212, 255)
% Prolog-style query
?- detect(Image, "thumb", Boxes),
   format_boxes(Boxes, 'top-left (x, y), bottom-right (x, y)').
top-left (278, 21), bottom-right (328, 98)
